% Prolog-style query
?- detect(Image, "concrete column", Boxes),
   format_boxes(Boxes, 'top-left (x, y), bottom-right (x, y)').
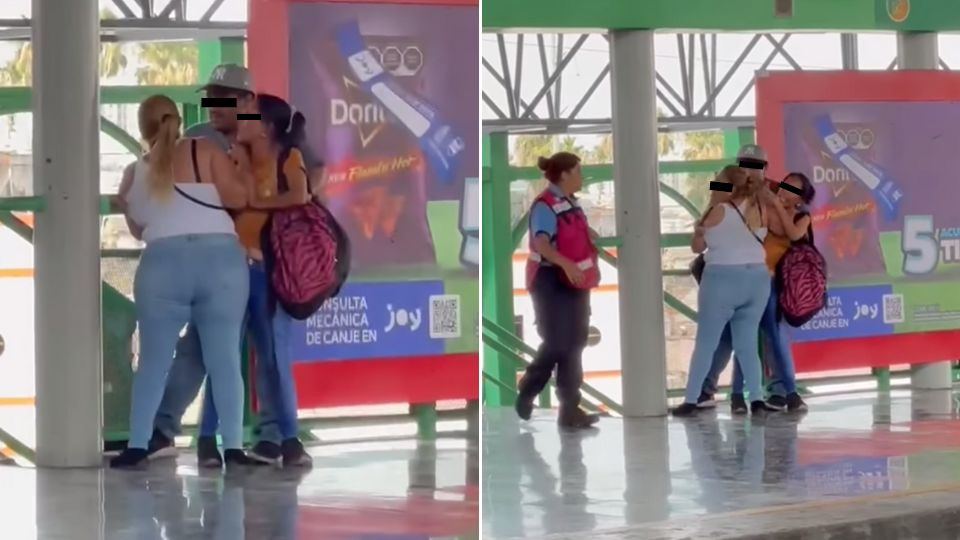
top-left (897, 32), bottom-right (953, 390)
top-left (32, 0), bottom-right (103, 466)
top-left (609, 30), bottom-right (667, 417)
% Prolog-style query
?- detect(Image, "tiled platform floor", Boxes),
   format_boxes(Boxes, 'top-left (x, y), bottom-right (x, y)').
top-left (483, 390), bottom-right (960, 539)
top-left (0, 439), bottom-right (478, 539)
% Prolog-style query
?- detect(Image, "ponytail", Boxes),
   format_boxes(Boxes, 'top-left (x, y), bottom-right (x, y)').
top-left (147, 114), bottom-right (180, 199)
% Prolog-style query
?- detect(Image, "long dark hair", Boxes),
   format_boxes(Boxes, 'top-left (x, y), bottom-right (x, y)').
top-left (257, 93), bottom-right (306, 152)
top-left (784, 172), bottom-right (816, 205)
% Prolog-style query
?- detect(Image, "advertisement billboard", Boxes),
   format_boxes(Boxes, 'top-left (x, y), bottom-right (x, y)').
top-left (757, 71), bottom-right (960, 372)
top-left (249, 0), bottom-right (478, 406)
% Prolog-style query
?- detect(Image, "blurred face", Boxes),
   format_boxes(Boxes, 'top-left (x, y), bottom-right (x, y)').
top-left (236, 100), bottom-right (266, 144)
top-left (206, 87), bottom-right (255, 134)
top-left (559, 163), bottom-right (584, 193)
top-left (779, 175), bottom-right (804, 207)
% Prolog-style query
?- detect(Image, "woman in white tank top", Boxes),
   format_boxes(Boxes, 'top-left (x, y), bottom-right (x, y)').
top-left (673, 165), bottom-right (778, 417)
top-left (110, 95), bottom-right (256, 470)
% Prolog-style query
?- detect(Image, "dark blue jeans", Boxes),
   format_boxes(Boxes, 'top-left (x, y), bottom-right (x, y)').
top-left (702, 278), bottom-right (798, 398)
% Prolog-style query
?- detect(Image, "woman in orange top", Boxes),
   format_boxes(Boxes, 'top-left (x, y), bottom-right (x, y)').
top-left (200, 94), bottom-right (314, 468)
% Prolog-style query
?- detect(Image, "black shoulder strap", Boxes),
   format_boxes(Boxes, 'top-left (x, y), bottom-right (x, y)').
top-left (728, 201), bottom-right (765, 246)
top-left (191, 139), bottom-right (202, 183)
top-left (174, 140), bottom-right (226, 210)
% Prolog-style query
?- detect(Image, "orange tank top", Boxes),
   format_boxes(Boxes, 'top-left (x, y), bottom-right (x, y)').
top-left (234, 159), bottom-right (277, 255)
top-left (764, 232), bottom-right (791, 275)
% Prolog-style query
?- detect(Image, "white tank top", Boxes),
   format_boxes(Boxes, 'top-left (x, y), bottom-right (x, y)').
top-left (124, 159), bottom-right (236, 243)
top-left (703, 202), bottom-right (767, 266)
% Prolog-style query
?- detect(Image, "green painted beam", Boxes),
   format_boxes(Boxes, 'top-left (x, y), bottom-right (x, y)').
top-left (0, 86), bottom-right (201, 114)
top-left (484, 0), bottom-right (911, 32)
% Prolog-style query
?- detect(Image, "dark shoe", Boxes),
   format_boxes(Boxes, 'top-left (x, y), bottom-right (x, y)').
top-left (696, 392), bottom-right (717, 409)
top-left (766, 395), bottom-right (788, 412)
top-left (752, 400), bottom-right (779, 414)
top-left (249, 441), bottom-right (282, 466)
top-left (671, 403), bottom-right (699, 417)
top-left (730, 393), bottom-right (748, 415)
top-left (515, 396), bottom-right (534, 421)
top-left (224, 449), bottom-right (256, 469)
top-left (147, 430), bottom-right (178, 460)
top-left (558, 408), bottom-right (600, 429)
top-left (110, 448), bottom-right (149, 470)
top-left (787, 392), bottom-right (808, 413)
top-left (281, 438), bottom-right (313, 468)
top-left (197, 436), bottom-right (223, 469)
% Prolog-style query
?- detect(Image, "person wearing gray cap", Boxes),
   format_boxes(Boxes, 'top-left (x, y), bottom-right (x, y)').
top-left (144, 64), bottom-right (323, 468)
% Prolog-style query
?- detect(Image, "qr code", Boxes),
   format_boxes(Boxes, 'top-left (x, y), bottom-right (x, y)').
top-left (883, 294), bottom-right (905, 324)
top-left (429, 294), bottom-right (461, 339)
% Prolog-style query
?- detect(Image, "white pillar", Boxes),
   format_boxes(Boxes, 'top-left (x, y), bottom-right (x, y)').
top-left (610, 30), bottom-right (668, 417)
top-left (32, 0), bottom-right (103, 467)
top-left (897, 32), bottom-right (953, 391)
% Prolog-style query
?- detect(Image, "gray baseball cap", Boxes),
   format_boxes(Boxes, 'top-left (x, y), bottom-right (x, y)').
top-left (736, 144), bottom-right (768, 164)
top-left (199, 63), bottom-right (253, 93)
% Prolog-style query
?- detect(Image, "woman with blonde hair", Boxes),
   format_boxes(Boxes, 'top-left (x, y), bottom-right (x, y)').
top-left (673, 164), bottom-right (777, 417)
top-left (110, 94), bottom-right (253, 469)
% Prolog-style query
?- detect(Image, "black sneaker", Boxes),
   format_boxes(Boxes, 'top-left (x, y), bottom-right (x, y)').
top-left (514, 396), bottom-right (534, 421)
top-left (766, 395), bottom-right (788, 412)
top-left (558, 408), bottom-right (601, 429)
top-left (281, 438), bottom-right (313, 468)
top-left (110, 448), bottom-right (149, 470)
top-left (147, 430), bottom-right (178, 460)
top-left (197, 436), bottom-right (223, 469)
top-left (224, 449), bottom-right (256, 469)
top-left (751, 400), bottom-right (779, 414)
top-left (249, 441), bottom-right (282, 466)
top-left (696, 392), bottom-right (717, 409)
top-left (671, 403), bottom-right (699, 417)
top-left (730, 393), bottom-right (748, 415)
top-left (787, 392), bottom-right (808, 413)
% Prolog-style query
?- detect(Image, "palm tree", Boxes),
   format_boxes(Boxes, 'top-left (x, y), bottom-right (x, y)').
top-left (0, 8), bottom-right (128, 87)
top-left (682, 130), bottom-right (725, 211)
top-left (135, 43), bottom-right (198, 85)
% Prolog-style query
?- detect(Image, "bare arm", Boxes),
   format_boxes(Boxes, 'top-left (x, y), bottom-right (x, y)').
top-left (207, 141), bottom-right (249, 209)
top-left (116, 162), bottom-right (144, 241)
top-left (768, 201), bottom-right (810, 241)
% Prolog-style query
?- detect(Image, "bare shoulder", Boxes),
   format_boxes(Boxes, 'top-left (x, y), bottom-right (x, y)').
top-left (701, 204), bottom-right (726, 227)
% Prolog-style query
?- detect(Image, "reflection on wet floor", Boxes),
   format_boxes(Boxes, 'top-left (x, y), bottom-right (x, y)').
top-left (482, 390), bottom-right (960, 539)
top-left (0, 439), bottom-right (478, 539)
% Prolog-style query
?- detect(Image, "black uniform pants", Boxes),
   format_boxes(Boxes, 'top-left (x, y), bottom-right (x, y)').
top-left (518, 267), bottom-right (590, 409)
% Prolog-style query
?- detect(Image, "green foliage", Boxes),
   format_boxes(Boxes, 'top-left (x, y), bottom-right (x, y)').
top-left (135, 43), bottom-right (198, 86)
top-left (681, 130), bottom-right (725, 211)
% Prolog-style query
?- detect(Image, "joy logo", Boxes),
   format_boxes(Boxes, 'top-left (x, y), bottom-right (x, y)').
top-left (384, 304), bottom-right (422, 333)
top-left (852, 301), bottom-right (879, 321)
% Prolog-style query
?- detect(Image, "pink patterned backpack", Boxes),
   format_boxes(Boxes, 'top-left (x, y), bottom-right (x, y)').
top-left (776, 214), bottom-right (827, 327)
top-left (262, 148), bottom-right (351, 320)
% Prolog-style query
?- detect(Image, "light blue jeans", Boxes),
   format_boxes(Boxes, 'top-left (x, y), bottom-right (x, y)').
top-left (200, 262), bottom-right (301, 441)
top-left (684, 263), bottom-right (770, 404)
top-left (129, 234), bottom-right (248, 450)
top-left (153, 262), bottom-right (298, 444)
top-left (702, 278), bottom-right (799, 397)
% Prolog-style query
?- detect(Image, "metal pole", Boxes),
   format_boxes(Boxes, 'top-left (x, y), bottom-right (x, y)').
top-left (840, 33), bottom-right (859, 70)
top-left (610, 30), bottom-right (667, 417)
top-left (32, 0), bottom-right (103, 467)
top-left (897, 31), bottom-right (952, 391)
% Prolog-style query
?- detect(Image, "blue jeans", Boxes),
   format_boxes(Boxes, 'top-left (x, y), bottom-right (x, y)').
top-left (702, 278), bottom-right (798, 397)
top-left (129, 234), bottom-right (248, 450)
top-left (153, 262), bottom-right (299, 444)
top-left (684, 263), bottom-right (770, 404)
